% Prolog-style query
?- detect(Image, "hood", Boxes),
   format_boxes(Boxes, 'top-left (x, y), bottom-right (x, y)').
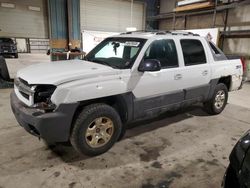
top-left (17, 60), bottom-right (120, 85)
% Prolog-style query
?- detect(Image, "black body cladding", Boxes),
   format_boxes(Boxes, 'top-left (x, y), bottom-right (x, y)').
top-left (11, 77), bottom-right (221, 143)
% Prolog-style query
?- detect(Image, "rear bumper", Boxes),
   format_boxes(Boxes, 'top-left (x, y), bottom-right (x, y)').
top-left (10, 91), bottom-right (79, 142)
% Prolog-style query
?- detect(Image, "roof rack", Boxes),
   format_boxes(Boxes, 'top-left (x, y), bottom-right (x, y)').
top-left (169, 31), bottom-right (200, 36)
top-left (120, 30), bottom-right (159, 35)
top-left (120, 30), bottom-right (200, 36)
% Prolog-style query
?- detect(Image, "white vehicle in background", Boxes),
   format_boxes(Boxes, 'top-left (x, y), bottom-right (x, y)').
top-left (10, 31), bottom-right (244, 156)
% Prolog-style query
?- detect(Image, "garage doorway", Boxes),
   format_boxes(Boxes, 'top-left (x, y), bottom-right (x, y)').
top-left (15, 38), bottom-right (28, 53)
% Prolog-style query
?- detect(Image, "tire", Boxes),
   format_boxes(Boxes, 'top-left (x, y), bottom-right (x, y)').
top-left (0, 56), bottom-right (10, 81)
top-left (14, 53), bottom-right (18, 58)
top-left (204, 83), bottom-right (228, 115)
top-left (70, 103), bottom-right (122, 156)
top-left (118, 124), bottom-right (127, 141)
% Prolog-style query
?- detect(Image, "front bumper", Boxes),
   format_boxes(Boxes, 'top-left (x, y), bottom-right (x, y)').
top-left (0, 50), bottom-right (17, 54)
top-left (10, 91), bottom-right (79, 142)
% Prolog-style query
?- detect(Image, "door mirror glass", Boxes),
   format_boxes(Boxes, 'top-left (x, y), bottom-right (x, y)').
top-left (138, 59), bottom-right (161, 72)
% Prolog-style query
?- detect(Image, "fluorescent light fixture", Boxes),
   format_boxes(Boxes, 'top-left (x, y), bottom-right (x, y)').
top-left (177, 0), bottom-right (206, 6)
top-left (1, 3), bottom-right (15, 8)
top-left (126, 27), bottom-right (137, 32)
top-left (28, 6), bottom-right (41, 11)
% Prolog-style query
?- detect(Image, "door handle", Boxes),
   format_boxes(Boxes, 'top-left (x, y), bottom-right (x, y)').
top-left (174, 74), bottom-right (182, 80)
top-left (202, 70), bottom-right (208, 76)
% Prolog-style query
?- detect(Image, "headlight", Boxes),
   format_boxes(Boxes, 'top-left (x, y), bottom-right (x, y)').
top-left (33, 85), bottom-right (56, 112)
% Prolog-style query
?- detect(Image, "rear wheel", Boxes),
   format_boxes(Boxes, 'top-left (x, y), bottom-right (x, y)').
top-left (14, 53), bottom-right (18, 58)
top-left (204, 83), bottom-right (228, 115)
top-left (70, 104), bottom-right (122, 156)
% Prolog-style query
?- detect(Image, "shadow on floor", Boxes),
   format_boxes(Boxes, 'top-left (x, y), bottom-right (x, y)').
top-left (49, 104), bottom-right (210, 164)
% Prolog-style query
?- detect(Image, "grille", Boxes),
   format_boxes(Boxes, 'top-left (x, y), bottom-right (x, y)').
top-left (15, 78), bottom-right (35, 105)
top-left (19, 78), bottom-right (30, 87)
top-left (19, 90), bottom-right (29, 100)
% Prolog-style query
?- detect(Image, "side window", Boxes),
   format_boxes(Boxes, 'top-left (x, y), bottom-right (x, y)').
top-left (180, 39), bottom-right (207, 66)
top-left (144, 39), bottom-right (179, 68)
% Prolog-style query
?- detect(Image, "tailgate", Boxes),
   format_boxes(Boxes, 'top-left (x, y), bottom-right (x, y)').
top-left (228, 59), bottom-right (243, 91)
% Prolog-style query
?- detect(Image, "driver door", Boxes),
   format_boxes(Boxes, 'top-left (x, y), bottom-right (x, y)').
top-left (132, 39), bottom-right (184, 118)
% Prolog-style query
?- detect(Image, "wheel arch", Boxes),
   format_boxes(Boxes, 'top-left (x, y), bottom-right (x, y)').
top-left (206, 76), bottom-right (231, 101)
top-left (218, 75), bottom-right (231, 91)
top-left (70, 93), bottom-right (133, 130)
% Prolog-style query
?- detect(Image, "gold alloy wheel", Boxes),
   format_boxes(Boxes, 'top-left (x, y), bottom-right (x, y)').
top-left (85, 117), bottom-right (114, 148)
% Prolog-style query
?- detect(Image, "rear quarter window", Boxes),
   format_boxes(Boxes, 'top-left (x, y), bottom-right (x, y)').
top-left (209, 42), bottom-right (221, 54)
top-left (208, 41), bottom-right (227, 61)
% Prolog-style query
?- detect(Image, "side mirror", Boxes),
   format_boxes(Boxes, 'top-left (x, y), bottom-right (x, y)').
top-left (138, 59), bottom-right (161, 72)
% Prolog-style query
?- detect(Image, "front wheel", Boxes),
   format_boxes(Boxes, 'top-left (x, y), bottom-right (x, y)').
top-left (204, 83), bottom-right (228, 115)
top-left (70, 104), bottom-right (122, 156)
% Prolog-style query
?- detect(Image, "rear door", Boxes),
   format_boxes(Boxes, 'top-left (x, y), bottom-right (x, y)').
top-left (177, 38), bottom-right (212, 101)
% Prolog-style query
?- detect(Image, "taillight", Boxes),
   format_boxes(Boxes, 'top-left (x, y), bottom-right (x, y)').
top-left (240, 57), bottom-right (246, 72)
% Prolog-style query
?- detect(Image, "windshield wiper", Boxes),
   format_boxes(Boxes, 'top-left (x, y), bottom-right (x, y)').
top-left (91, 59), bottom-right (119, 69)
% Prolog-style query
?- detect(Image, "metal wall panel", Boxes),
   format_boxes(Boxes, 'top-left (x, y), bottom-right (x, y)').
top-left (0, 0), bottom-right (48, 38)
top-left (80, 0), bottom-right (145, 32)
top-left (160, 0), bottom-right (175, 14)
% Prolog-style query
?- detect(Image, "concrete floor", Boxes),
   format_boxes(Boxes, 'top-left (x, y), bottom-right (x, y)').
top-left (0, 54), bottom-right (250, 188)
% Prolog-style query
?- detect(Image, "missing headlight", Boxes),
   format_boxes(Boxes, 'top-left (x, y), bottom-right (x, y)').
top-left (34, 85), bottom-right (56, 104)
top-left (33, 102), bottom-right (56, 112)
top-left (33, 85), bottom-right (57, 112)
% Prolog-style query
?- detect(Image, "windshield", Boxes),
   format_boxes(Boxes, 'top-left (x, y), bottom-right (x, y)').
top-left (0, 38), bottom-right (14, 43)
top-left (85, 37), bottom-right (146, 69)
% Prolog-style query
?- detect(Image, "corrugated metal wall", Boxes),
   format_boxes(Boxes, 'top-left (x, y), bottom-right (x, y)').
top-left (0, 0), bottom-right (48, 38)
top-left (80, 0), bottom-right (145, 32)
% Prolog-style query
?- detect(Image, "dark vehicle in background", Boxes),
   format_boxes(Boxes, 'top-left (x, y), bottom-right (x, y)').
top-left (222, 130), bottom-right (250, 188)
top-left (0, 37), bottom-right (18, 58)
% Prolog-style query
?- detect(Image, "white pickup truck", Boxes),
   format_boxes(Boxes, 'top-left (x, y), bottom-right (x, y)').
top-left (10, 31), bottom-right (243, 156)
